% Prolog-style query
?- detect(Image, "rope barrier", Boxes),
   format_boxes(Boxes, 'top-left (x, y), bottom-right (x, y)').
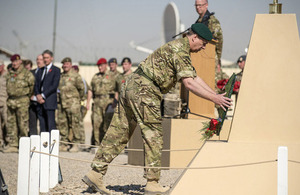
top-left (30, 149), bottom-right (277, 170)
top-left (288, 160), bottom-right (300, 164)
top-left (59, 141), bottom-right (201, 152)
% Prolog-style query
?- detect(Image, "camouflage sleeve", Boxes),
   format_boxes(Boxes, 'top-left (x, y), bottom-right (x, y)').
top-left (174, 52), bottom-right (197, 81)
top-left (27, 70), bottom-right (35, 97)
top-left (76, 74), bottom-right (85, 101)
top-left (209, 15), bottom-right (223, 61)
top-left (90, 75), bottom-right (96, 93)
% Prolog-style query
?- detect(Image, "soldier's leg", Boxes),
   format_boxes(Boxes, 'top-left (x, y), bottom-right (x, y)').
top-left (58, 108), bottom-right (68, 142)
top-left (92, 104), bottom-right (102, 146)
top-left (16, 106), bottom-right (29, 139)
top-left (0, 106), bottom-right (4, 146)
top-left (92, 98), bottom-right (137, 175)
top-left (6, 106), bottom-right (18, 147)
top-left (98, 104), bottom-right (107, 143)
top-left (69, 105), bottom-right (82, 143)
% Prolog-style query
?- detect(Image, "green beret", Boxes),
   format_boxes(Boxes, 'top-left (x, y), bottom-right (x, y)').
top-left (191, 23), bottom-right (212, 41)
top-left (61, 57), bottom-right (72, 63)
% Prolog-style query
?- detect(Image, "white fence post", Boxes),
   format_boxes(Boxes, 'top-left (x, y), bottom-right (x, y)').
top-left (29, 135), bottom-right (40, 195)
top-left (49, 130), bottom-right (60, 188)
top-left (40, 132), bottom-right (50, 193)
top-left (278, 146), bottom-right (288, 195)
top-left (17, 137), bottom-right (31, 195)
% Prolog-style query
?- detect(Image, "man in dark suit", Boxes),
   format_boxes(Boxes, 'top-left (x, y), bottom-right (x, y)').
top-left (34, 50), bottom-right (60, 132)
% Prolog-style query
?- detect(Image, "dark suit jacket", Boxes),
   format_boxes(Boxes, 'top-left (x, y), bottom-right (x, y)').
top-left (34, 64), bottom-right (60, 110)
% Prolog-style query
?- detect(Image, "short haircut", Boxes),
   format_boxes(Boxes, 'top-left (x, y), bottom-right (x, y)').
top-left (42, 49), bottom-right (53, 57)
top-left (23, 59), bottom-right (33, 68)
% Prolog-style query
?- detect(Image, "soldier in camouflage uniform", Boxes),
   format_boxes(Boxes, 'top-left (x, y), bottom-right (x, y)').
top-left (108, 58), bottom-right (120, 80)
top-left (195, 0), bottom-right (223, 69)
top-left (82, 24), bottom-right (232, 194)
top-left (234, 55), bottom-right (246, 101)
top-left (88, 58), bottom-right (117, 146)
top-left (72, 65), bottom-right (92, 144)
top-left (103, 57), bottom-right (133, 132)
top-left (0, 60), bottom-right (8, 149)
top-left (3, 54), bottom-right (35, 153)
top-left (56, 58), bottom-right (85, 152)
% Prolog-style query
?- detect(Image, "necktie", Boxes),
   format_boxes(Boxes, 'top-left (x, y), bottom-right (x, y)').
top-left (40, 67), bottom-right (48, 91)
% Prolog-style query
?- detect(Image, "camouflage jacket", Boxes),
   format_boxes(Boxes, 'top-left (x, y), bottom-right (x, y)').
top-left (116, 71), bottom-right (132, 93)
top-left (109, 70), bottom-right (120, 81)
top-left (0, 71), bottom-right (7, 106)
top-left (196, 10), bottom-right (223, 64)
top-left (91, 71), bottom-right (117, 96)
top-left (6, 65), bottom-right (35, 107)
top-left (139, 37), bottom-right (197, 94)
top-left (236, 70), bottom-right (243, 82)
top-left (58, 70), bottom-right (85, 108)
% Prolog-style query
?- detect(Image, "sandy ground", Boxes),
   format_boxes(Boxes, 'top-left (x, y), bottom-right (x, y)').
top-left (0, 122), bottom-right (183, 195)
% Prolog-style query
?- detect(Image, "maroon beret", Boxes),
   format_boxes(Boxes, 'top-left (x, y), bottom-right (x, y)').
top-left (97, 58), bottom-right (107, 65)
top-left (10, 54), bottom-right (21, 62)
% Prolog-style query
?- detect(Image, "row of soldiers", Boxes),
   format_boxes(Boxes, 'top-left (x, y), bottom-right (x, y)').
top-left (0, 54), bottom-right (133, 153)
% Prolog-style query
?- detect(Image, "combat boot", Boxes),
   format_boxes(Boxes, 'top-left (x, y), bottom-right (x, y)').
top-left (144, 180), bottom-right (170, 195)
top-left (69, 144), bottom-right (79, 153)
top-left (82, 169), bottom-right (111, 194)
top-left (2, 146), bottom-right (18, 153)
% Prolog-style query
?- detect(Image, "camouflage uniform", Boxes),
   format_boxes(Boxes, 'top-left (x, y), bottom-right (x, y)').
top-left (236, 70), bottom-right (243, 83)
top-left (0, 71), bottom-right (8, 146)
top-left (196, 10), bottom-right (223, 67)
top-left (6, 65), bottom-right (35, 147)
top-left (92, 37), bottom-right (197, 181)
top-left (115, 71), bottom-right (132, 94)
top-left (79, 76), bottom-right (90, 144)
top-left (91, 71), bottom-right (117, 145)
top-left (57, 70), bottom-right (85, 143)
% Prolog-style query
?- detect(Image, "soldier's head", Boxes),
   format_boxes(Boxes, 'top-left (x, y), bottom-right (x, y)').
top-left (23, 59), bottom-right (33, 71)
top-left (237, 55), bottom-right (246, 70)
top-left (121, 57), bottom-right (132, 74)
top-left (72, 65), bottom-right (79, 73)
top-left (187, 23), bottom-right (212, 52)
top-left (42, 50), bottom-right (54, 66)
top-left (0, 59), bottom-right (4, 73)
top-left (96, 58), bottom-right (107, 73)
top-left (61, 57), bottom-right (72, 73)
top-left (195, 0), bottom-right (208, 18)
top-left (36, 54), bottom-right (45, 69)
top-left (108, 58), bottom-right (118, 72)
top-left (10, 54), bottom-right (22, 71)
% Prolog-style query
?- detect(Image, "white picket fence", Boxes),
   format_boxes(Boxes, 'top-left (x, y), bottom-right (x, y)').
top-left (17, 130), bottom-right (60, 195)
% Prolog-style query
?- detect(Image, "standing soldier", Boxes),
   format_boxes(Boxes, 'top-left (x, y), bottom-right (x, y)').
top-left (108, 58), bottom-right (120, 80)
top-left (195, 0), bottom-right (223, 68)
top-left (0, 60), bottom-right (8, 149)
top-left (88, 58), bottom-right (117, 145)
top-left (3, 54), bottom-right (35, 153)
top-left (57, 57), bottom-right (85, 152)
top-left (115, 57), bottom-right (133, 100)
top-left (72, 65), bottom-right (92, 145)
top-left (103, 57), bottom-right (133, 132)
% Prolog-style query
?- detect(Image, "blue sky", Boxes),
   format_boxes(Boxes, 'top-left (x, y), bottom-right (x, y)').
top-left (0, 0), bottom-right (299, 63)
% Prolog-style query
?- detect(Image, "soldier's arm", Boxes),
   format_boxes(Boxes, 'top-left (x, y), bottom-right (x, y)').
top-left (28, 71), bottom-right (35, 97)
top-left (182, 76), bottom-right (231, 111)
top-left (76, 75), bottom-right (85, 101)
top-left (210, 17), bottom-right (223, 61)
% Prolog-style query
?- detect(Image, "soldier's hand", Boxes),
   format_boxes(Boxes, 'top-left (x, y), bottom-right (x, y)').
top-left (214, 93), bottom-right (232, 111)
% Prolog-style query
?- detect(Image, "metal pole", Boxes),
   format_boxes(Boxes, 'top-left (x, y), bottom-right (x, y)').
top-left (52, 0), bottom-right (58, 59)
top-left (278, 146), bottom-right (288, 195)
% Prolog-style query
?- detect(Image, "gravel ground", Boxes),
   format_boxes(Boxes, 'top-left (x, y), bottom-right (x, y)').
top-left (0, 150), bottom-right (183, 195)
top-left (0, 132), bottom-right (183, 195)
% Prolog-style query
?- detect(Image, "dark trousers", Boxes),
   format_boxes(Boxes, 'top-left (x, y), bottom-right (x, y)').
top-left (37, 105), bottom-right (56, 132)
top-left (29, 101), bottom-right (38, 136)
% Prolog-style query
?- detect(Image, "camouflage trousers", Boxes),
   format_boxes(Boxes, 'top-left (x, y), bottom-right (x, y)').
top-left (56, 103), bottom-right (82, 143)
top-left (91, 98), bottom-right (113, 146)
top-left (91, 73), bottom-right (163, 181)
top-left (6, 104), bottom-right (29, 147)
top-left (0, 104), bottom-right (7, 146)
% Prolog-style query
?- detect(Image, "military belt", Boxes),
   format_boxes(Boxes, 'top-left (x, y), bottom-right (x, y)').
top-left (8, 95), bottom-right (28, 99)
top-left (93, 94), bottom-right (114, 99)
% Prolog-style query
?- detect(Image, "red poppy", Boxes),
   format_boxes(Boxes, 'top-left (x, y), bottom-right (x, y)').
top-left (209, 119), bottom-right (219, 130)
top-left (106, 75), bottom-right (109, 79)
top-left (122, 80), bottom-right (125, 83)
top-left (14, 74), bottom-right (17, 77)
top-left (49, 69), bottom-right (52, 73)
